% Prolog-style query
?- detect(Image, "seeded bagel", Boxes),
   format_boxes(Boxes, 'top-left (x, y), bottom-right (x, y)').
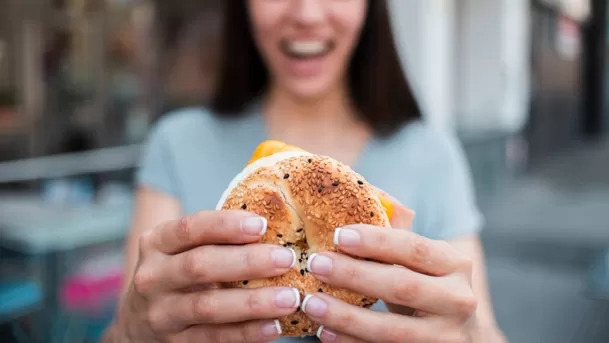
top-left (215, 144), bottom-right (392, 337)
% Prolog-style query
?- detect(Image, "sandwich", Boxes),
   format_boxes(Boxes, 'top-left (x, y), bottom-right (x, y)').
top-left (216, 140), bottom-right (394, 337)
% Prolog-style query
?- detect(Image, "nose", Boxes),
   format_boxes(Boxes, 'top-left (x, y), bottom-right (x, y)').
top-left (290, 0), bottom-right (326, 26)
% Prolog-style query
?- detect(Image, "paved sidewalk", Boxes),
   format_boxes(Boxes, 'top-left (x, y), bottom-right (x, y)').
top-left (479, 138), bottom-right (609, 343)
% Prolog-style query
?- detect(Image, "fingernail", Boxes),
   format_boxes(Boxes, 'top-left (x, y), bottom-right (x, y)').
top-left (272, 248), bottom-right (297, 268)
top-left (307, 253), bottom-right (333, 275)
top-left (317, 325), bottom-right (338, 341)
top-left (275, 288), bottom-right (301, 308)
top-left (241, 217), bottom-right (267, 235)
top-left (261, 319), bottom-right (282, 337)
top-left (333, 228), bottom-right (361, 246)
top-left (302, 294), bottom-right (328, 317)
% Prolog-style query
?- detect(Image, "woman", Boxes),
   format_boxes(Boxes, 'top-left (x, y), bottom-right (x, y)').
top-left (104, 1), bottom-right (507, 342)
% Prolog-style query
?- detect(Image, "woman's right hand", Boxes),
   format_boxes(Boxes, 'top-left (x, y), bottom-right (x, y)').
top-left (112, 210), bottom-right (300, 342)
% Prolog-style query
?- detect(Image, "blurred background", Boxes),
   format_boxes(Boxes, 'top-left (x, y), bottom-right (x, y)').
top-left (0, 0), bottom-right (607, 342)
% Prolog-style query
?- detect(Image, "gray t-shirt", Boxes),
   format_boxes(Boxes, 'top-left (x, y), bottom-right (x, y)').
top-left (137, 106), bottom-right (483, 342)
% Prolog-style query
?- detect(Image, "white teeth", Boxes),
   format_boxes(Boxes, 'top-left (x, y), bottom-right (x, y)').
top-left (287, 41), bottom-right (328, 56)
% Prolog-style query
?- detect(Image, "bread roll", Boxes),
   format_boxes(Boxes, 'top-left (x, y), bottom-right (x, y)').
top-left (215, 142), bottom-right (392, 337)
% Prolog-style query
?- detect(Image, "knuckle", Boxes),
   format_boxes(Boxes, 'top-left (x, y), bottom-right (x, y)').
top-left (391, 273), bottom-right (419, 304)
top-left (454, 292), bottom-right (478, 317)
top-left (332, 311), bottom-right (357, 333)
top-left (183, 249), bottom-right (207, 281)
top-left (410, 235), bottom-right (431, 264)
top-left (240, 247), bottom-right (259, 271)
top-left (145, 305), bottom-right (168, 333)
top-left (373, 229), bottom-right (392, 251)
top-left (458, 254), bottom-right (474, 274)
top-left (192, 292), bottom-right (218, 321)
top-left (176, 215), bottom-right (194, 244)
top-left (211, 212), bottom-right (229, 232)
top-left (342, 263), bottom-right (360, 280)
top-left (133, 265), bottom-right (155, 295)
top-left (138, 229), bottom-right (156, 253)
top-left (245, 290), bottom-right (267, 315)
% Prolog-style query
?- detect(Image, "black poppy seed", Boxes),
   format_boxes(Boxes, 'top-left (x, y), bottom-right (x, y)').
top-left (318, 187), bottom-right (323, 193)
top-left (241, 204), bottom-right (247, 210)
top-left (300, 269), bottom-right (305, 276)
top-left (318, 288), bottom-right (323, 292)
top-left (277, 234), bottom-right (283, 238)
top-left (357, 180), bottom-right (364, 185)
top-left (243, 280), bottom-right (248, 285)
top-left (308, 158), bottom-right (312, 163)
top-left (299, 259), bottom-right (302, 263)
top-left (332, 181), bottom-right (339, 187)
top-left (297, 228), bottom-right (303, 232)
top-left (370, 212), bottom-right (375, 217)
top-left (291, 320), bottom-right (299, 325)
top-left (283, 173), bottom-right (290, 179)
top-left (283, 244), bottom-right (287, 247)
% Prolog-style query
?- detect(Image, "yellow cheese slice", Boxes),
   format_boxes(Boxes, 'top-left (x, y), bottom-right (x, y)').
top-left (248, 140), bottom-right (394, 221)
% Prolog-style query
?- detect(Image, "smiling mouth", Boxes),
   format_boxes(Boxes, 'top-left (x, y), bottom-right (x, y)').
top-left (280, 40), bottom-right (335, 60)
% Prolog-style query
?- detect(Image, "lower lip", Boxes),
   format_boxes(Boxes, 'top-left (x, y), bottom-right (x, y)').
top-left (284, 52), bottom-right (330, 78)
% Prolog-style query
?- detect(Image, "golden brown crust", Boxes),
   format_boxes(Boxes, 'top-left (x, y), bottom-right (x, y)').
top-left (219, 155), bottom-right (391, 337)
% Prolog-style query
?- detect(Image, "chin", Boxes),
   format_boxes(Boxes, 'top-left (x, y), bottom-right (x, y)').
top-left (281, 79), bottom-right (339, 102)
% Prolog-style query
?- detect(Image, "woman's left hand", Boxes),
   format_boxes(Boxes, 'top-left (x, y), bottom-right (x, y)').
top-left (302, 202), bottom-right (478, 342)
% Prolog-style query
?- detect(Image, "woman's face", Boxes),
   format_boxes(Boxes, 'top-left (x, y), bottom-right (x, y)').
top-left (248, 0), bottom-right (368, 100)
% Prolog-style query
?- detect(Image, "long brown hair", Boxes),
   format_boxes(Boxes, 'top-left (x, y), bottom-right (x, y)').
top-left (211, 0), bottom-right (422, 138)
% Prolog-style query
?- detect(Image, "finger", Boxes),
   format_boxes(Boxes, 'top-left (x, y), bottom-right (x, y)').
top-left (151, 244), bottom-right (296, 291)
top-left (307, 252), bottom-right (477, 316)
top-left (333, 225), bottom-right (468, 275)
top-left (154, 287), bottom-right (301, 332)
top-left (301, 293), bottom-right (442, 343)
top-left (181, 319), bottom-right (283, 343)
top-left (316, 326), bottom-right (367, 343)
top-left (151, 210), bottom-right (268, 254)
top-left (371, 186), bottom-right (415, 230)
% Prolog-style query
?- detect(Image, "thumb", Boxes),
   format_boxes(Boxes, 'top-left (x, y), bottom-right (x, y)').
top-left (373, 186), bottom-right (415, 230)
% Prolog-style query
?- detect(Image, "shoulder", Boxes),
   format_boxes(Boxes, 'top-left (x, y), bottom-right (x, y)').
top-left (148, 107), bottom-right (220, 143)
top-left (385, 120), bottom-right (469, 170)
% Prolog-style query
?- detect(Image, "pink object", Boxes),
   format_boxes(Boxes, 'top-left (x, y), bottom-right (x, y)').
top-left (60, 271), bottom-right (122, 315)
